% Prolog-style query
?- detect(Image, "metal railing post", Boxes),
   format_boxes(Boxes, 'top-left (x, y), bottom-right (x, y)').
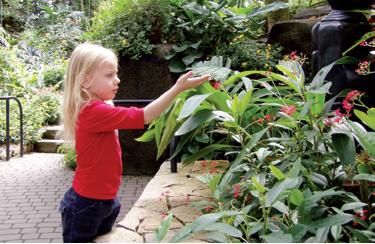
top-left (1, 96), bottom-right (24, 161)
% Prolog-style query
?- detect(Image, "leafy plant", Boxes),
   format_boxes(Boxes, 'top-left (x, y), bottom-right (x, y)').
top-left (140, 55), bottom-right (374, 242)
top-left (58, 145), bottom-right (77, 169)
top-left (85, 0), bottom-right (175, 59)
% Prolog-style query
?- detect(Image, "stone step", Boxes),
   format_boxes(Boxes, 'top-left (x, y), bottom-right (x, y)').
top-left (42, 125), bottom-right (63, 139)
top-left (35, 139), bottom-right (64, 153)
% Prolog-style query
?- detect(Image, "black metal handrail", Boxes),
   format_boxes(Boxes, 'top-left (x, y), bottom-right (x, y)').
top-left (113, 99), bottom-right (178, 173)
top-left (0, 96), bottom-right (24, 161)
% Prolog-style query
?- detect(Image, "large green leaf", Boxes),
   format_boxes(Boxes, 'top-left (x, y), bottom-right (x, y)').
top-left (341, 202), bottom-right (367, 211)
top-left (178, 93), bottom-right (212, 120)
top-left (305, 92), bottom-right (325, 116)
top-left (289, 189), bottom-right (304, 206)
top-left (247, 1), bottom-right (289, 18)
top-left (348, 121), bottom-right (375, 158)
top-left (353, 173), bottom-right (375, 182)
top-left (191, 56), bottom-right (232, 82)
top-left (175, 110), bottom-right (213, 136)
top-left (331, 133), bottom-right (356, 166)
top-left (157, 100), bottom-right (183, 159)
top-left (203, 223), bottom-right (242, 238)
top-left (135, 128), bottom-right (155, 142)
top-left (169, 57), bottom-right (186, 73)
top-left (312, 213), bottom-right (354, 229)
top-left (154, 214), bottom-right (173, 242)
top-left (354, 108), bottom-right (375, 131)
top-left (170, 210), bottom-right (240, 243)
top-left (207, 91), bottom-right (231, 112)
top-left (269, 165), bottom-right (286, 180)
top-left (261, 232), bottom-right (293, 243)
top-left (265, 178), bottom-right (299, 207)
top-left (182, 144), bottom-right (233, 165)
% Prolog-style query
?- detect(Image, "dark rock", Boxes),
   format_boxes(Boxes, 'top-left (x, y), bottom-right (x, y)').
top-left (293, 5), bottom-right (332, 20)
top-left (268, 19), bottom-right (321, 55)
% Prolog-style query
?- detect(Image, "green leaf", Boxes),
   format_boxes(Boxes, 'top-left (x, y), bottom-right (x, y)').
top-left (330, 225), bottom-right (342, 241)
top-left (203, 223), bottom-right (242, 238)
top-left (182, 51), bottom-right (203, 66)
top-left (341, 202), bottom-right (367, 211)
top-left (170, 211), bottom-right (240, 242)
top-left (178, 94), bottom-right (212, 120)
top-left (261, 232), bottom-right (293, 243)
top-left (331, 133), bottom-right (356, 166)
top-left (182, 144), bottom-right (233, 165)
top-left (269, 165), bottom-right (286, 180)
top-left (265, 178), bottom-right (299, 207)
top-left (252, 176), bottom-right (266, 193)
top-left (348, 121), bottom-right (375, 158)
top-left (154, 214), bottom-right (173, 242)
top-left (135, 128), bottom-right (155, 142)
top-left (169, 58), bottom-right (186, 73)
top-left (288, 224), bottom-right (307, 242)
top-left (289, 189), bottom-right (304, 206)
top-left (354, 109), bottom-right (375, 131)
top-left (353, 173), bottom-right (375, 182)
top-left (207, 91), bottom-right (231, 112)
top-left (247, 1), bottom-right (289, 18)
top-left (312, 213), bottom-right (354, 228)
top-left (176, 110), bottom-right (213, 136)
top-left (305, 92), bottom-right (325, 116)
top-left (157, 100), bottom-right (182, 159)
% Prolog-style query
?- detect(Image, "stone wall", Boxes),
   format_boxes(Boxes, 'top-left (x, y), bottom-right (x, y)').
top-left (95, 161), bottom-right (215, 243)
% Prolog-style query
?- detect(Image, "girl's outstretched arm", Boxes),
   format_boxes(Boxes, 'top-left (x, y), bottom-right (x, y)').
top-left (143, 71), bottom-right (210, 124)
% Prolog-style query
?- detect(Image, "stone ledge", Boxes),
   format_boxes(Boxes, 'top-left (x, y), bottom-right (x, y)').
top-left (95, 160), bottom-right (217, 243)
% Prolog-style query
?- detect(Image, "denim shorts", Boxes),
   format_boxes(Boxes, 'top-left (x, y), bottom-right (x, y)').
top-left (59, 187), bottom-right (121, 243)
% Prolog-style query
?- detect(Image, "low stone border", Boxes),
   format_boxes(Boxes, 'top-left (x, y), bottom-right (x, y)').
top-left (95, 160), bottom-right (214, 243)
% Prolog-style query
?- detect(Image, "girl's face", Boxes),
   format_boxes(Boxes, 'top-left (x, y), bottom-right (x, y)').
top-left (84, 62), bottom-right (120, 101)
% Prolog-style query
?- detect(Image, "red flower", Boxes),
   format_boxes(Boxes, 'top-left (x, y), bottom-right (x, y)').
top-left (233, 184), bottom-right (241, 199)
top-left (355, 61), bottom-right (370, 75)
top-left (257, 118), bottom-right (264, 124)
top-left (210, 80), bottom-right (221, 90)
top-left (342, 99), bottom-right (354, 113)
top-left (203, 205), bottom-right (214, 213)
top-left (345, 90), bottom-right (362, 101)
top-left (280, 105), bottom-right (296, 116)
top-left (359, 41), bottom-right (367, 46)
top-left (264, 114), bottom-right (272, 122)
top-left (290, 51), bottom-right (298, 60)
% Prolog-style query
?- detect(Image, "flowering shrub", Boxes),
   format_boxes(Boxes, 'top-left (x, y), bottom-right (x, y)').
top-left (142, 55), bottom-right (375, 242)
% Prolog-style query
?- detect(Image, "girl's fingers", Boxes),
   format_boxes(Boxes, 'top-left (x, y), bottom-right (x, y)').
top-left (187, 74), bottom-right (211, 83)
top-left (179, 71), bottom-right (193, 81)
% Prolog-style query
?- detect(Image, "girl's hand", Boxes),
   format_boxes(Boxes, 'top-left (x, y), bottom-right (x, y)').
top-left (174, 71), bottom-right (211, 92)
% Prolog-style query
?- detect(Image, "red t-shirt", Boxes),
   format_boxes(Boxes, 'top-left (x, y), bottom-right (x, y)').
top-left (72, 100), bottom-right (144, 200)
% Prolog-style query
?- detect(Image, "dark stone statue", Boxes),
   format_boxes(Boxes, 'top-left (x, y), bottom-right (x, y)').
top-left (312, 0), bottom-right (374, 107)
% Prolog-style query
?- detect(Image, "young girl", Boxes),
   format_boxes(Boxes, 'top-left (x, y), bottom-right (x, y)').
top-left (60, 43), bottom-right (210, 242)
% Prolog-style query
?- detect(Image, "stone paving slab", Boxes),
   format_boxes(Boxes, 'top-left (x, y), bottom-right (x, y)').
top-left (0, 153), bottom-right (151, 243)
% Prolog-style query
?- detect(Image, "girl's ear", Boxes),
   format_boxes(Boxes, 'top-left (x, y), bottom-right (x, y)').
top-left (81, 74), bottom-right (91, 89)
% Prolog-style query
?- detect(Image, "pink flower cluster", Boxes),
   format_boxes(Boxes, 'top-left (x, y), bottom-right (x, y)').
top-left (324, 90), bottom-right (362, 126)
top-left (355, 60), bottom-right (371, 75)
top-left (280, 105), bottom-right (297, 116)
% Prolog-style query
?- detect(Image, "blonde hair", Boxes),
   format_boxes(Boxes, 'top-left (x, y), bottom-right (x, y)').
top-left (63, 43), bottom-right (118, 145)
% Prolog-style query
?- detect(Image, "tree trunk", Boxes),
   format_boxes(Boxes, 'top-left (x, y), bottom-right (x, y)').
top-left (265, 0), bottom-right (290, 32)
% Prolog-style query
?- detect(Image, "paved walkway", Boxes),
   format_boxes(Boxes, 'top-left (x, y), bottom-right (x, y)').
top-left (0, 153), bottom-right (151, 242)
